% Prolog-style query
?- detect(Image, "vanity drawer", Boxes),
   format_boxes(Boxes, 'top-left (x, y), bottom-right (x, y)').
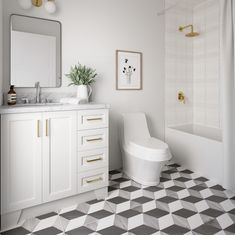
top-left (78, 148), bottom-right (108, 172)
top-left (77, 109), bottom-right (108, 130)
top-left (77, 168), bottom-right (108, 193)
top-left (77, 128), bottom-right (108, 151)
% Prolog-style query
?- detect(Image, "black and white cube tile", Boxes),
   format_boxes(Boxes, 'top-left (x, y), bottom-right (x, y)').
top-left (2, 162), bottom-right (235, 235)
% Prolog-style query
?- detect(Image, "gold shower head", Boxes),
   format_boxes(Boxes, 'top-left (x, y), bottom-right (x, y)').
top-left (178, 24), bottom-right (199, 37)
top-left (185, 31), bottom-right (200, 37)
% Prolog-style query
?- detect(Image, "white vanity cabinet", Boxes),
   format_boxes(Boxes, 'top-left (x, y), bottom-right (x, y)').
top-left (1, 113), bottom-right (43, 213)
top-left (1, 111), bottom-right (77, 213)
top-left (1, 105), bottom-right (109, 219)
top-left (42, 111), bottom-right (77, 202)
top-left (77, 109), bottom-right (109, 193)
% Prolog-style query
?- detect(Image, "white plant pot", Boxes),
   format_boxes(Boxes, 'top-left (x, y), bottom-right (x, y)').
top-left (77, 85), bottom-right (92, 101)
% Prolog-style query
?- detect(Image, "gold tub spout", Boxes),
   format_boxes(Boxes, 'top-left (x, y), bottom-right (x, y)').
top-left (178, 91), bottom-right (186, 104)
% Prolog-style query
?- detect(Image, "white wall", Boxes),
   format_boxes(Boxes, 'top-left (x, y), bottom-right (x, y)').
top-left (2, 0), bottom-right (165, 170)
top-left (0, 0), bottom-right (3, 105)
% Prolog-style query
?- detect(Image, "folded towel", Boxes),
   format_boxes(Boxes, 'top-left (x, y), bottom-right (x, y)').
top-left (60, 97), bottom-right (88, 105)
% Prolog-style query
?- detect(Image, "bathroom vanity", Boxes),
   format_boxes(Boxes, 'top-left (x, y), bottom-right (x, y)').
top-left (0, 103), bottom-right (109, 230)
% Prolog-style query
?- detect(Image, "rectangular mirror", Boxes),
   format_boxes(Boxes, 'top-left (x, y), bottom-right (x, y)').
top-left (10, 14), bottom-right (61, 88)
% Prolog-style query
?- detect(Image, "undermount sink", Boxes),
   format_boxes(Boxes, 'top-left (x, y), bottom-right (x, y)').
top-left (14, 103), bottom-right (63, 107)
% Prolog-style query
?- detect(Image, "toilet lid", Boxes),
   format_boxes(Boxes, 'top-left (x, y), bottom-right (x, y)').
top-left (124, 137), bottom-right (172, 161)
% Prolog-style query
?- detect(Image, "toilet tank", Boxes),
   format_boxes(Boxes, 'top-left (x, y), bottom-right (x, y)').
top-left (121, 113), bottom-right (151, 144)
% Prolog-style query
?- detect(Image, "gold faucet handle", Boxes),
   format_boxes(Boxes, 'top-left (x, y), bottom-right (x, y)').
top-left (178, 91), bottom-right (186, 104)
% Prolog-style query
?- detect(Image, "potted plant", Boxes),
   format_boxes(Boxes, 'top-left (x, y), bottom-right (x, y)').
top-left (66, 62), bottom-right (97, 101)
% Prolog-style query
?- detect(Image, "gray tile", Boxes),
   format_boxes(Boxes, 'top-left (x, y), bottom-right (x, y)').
top-left (145, 208), bottom-right (168, 218)
top-left (173, 208), bottom-right (197, 218)
top-left (162, 224), bottom-right (190, 234)
top-left (109, 170), bottom-right (121, 175)
top-left (67, 226), bottom-right (94, 235)
top-left (160, 177), bottom-right (171, 182)
top-left (175, 177), bottom-right (191, 182)
top-left (162, 169), bottom-right (178, 175)
top-left (206, 195), bottom-right (227, 203)
top-left (97, 226), bottom-right (126, 235)
top-left (158, 196), bottom-right (178, 203)
top-left (121, 186), bottom-right (139, 192)
top-left (132, 196), bottom-right (153, 204)
top-left (113, 177), bottom-right (130, 183)
top-left (34, 227), bottom-right (62, 235)
top-left (144, 186), bottom-right (163, 192)
top-left (108, 186), bottom-right (118, 192)
top-left (168, 163), bottom-right (181, 168)
top-left (167, 186), bottom-right (184, 192)
top-left (193, 224), bottom-right (221, 235)
top-left (182, 196), bottom-right (203, 203)
top-left (1, 227), bottom-right (30, 235)
top-left (189, 185), bottom-right (207, 191)
top-left (225, 224), bottom-right (235, 233)
top-left (180, 169), bottom-right (194, 174)
top-left (210, 185), bottom-right (225, 191)
top-left (200, 208), bottom-right (224, 218)
top-left (129, 225), bottom-right (157, 235)
top-left (195, 177), bottom-right (208, 182)
top-left (60, 210), bottom-right (85, 220)
top-left (86, 199), bottom-right (103, 205)
top-left (108, 196), bottom-right (129, 204)
top-left (89, 209), bottom-right (113, 219)
top-left (118, 209), bottom-right (140, 218)
top-left (36, 212), bottom-right (57, 220)
top-left (229, 208), bottom-right (235, 215)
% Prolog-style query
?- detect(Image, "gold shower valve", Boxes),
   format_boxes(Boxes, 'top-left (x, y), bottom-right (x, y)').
top-left (32, 0), bottom-right (42, 7)
top-left (178, 91), bottom-right (186, 104)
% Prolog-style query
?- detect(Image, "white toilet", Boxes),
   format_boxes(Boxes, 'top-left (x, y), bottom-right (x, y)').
top-left (120, 113), bottom-right (172, 186)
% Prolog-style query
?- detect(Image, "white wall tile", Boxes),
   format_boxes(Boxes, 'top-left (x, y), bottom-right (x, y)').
top-left (165, 0), bottom-right (221, 129)
top-left (193, 0), bottom-right (220, 128)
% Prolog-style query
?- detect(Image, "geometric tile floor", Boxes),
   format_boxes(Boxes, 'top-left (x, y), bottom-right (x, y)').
top-left (2, 162), bottom-right (235, 235)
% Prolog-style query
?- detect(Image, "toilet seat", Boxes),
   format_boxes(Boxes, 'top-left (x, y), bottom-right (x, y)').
top-left (124, 137), bottom-right (172, 162)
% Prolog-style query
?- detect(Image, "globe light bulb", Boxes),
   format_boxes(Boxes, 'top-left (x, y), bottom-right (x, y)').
top-left (44, 0), bottom-right (56, 14)
top-left (18, 0), bottom-right (32, 10)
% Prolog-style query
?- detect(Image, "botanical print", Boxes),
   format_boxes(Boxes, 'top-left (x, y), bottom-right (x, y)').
top-left (116, 50), bottom-right (142, 90)
top-left (122, 58), bottom-right (136, 84)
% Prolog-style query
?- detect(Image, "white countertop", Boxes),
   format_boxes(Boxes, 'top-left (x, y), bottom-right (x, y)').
top-left (0, 103), bottom-right (110, 114)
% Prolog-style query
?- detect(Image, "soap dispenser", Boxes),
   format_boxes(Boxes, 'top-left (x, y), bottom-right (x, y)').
top-left (7, 85), bottom-right (16, 105)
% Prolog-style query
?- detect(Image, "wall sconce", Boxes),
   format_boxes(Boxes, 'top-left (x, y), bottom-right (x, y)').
top-left (18, 0), bottom-right (57, 14)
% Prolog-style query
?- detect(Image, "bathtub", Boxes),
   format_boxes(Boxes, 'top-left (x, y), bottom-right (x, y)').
top-left (166, 124), bottom-right (223, 184)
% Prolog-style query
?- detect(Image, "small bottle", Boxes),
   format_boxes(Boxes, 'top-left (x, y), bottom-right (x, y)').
top-left (7, 85), bottom-right (17, 105)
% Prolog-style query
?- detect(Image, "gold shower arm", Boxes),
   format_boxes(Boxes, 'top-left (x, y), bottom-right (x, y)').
top-left (179, 24), bottom-right (193, 32)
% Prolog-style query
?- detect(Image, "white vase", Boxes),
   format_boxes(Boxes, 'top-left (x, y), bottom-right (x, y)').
top-left (77, 85), bottom-right (92, 101)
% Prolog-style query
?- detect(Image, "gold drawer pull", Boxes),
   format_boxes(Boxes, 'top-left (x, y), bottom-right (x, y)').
top-left (86, 157), bottom-right (103, 163)
top-left (46, 119), bottom-right (49, 137)
top-left (86, 117), bottom-right (103, 122)
top-left (86, 177), bottom-right (103, 184)
top-left (37, 120), bottom-right (40, 138)
top-left (86, 137), bottom-right (103, 142)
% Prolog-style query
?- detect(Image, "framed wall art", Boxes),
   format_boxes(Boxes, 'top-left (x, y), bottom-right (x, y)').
top-left (116, 50), bottom-right (142, 90)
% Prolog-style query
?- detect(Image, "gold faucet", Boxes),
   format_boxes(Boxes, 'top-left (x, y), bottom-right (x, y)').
top-left (178, 91), bottom-right (185, 104)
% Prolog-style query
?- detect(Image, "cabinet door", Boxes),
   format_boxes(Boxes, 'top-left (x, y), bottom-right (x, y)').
top-left (42, 111), bottom-right (77, 202)
top-left (1, 113), bottom-right (42, 213)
